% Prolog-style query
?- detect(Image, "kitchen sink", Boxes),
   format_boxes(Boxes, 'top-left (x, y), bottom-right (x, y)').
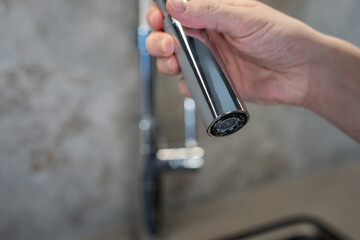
top-left (217, 216), bottom-right (350, 240)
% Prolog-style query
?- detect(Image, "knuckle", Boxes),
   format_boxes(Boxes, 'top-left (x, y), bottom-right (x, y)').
top-left (199, 0), bottom-right (219, 15)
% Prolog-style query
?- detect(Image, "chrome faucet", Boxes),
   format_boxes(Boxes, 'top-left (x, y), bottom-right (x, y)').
top-left (138, 0), bottom-right (250, 236)
top-left (154, 0), bottom-right (249, 137)
top-left (138, 0), bottom-right (204, 236)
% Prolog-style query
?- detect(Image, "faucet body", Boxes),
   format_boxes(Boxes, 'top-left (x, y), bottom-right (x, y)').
top-left (138, 0), bottom-right (204, 236)
top-left (137, 0), bottom-right (250, 235)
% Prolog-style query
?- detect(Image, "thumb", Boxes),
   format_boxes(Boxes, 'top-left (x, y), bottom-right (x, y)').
top-left (166, 0), bottom-right (259, 35)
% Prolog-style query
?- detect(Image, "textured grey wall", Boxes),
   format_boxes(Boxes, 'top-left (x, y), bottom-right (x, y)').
top-left (0, 0), bottom-right (139, 239)
top-left (0, 0), bottom-right (359, 240)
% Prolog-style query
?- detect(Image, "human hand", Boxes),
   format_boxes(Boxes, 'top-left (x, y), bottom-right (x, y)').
top-left (146, 0), bottom-right (326, 107)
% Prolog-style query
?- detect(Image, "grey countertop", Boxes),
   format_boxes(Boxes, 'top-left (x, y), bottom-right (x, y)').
top-left (162, 164), bottom-right (360, 240)
top-left (81, 163), bottom-right (360, 240)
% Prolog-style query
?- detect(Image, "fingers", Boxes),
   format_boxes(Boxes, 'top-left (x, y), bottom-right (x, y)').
top-left (156, 55), bottom-right (180, 75)
top-left (147, 32), bottom-right (181, 74)
top-left (146, 5), bottom-right (164, 30)
top-left (146, 31), bottom-right (175, 57)
top-left (166, 0), bottom-right (262, 36)
top-left (146, 6), bottom-right (182, 75)
top-left (146, 4), bottom-right (190, 98)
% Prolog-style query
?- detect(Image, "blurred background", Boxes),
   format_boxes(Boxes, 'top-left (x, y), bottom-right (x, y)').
top-left (0, 0), bottom-right (359, 239)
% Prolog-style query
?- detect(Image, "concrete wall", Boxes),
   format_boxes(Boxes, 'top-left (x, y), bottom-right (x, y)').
top-left (0, 0), bottom-right (359, 239)
top-left (0, 0), bottom-right (139, 239)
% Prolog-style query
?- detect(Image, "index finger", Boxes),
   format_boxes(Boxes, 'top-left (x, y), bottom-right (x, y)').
top-left (146, 5), bottom-right (164, 30)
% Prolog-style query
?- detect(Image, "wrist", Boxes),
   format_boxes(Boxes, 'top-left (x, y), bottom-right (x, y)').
top-left (305, 34), bottom-right (360, 111)
top-left (303, 34), bottom-right (360, 141)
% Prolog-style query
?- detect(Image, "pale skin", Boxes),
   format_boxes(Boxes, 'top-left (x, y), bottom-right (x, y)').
top-left (146, 0), bottom-right (360, 142)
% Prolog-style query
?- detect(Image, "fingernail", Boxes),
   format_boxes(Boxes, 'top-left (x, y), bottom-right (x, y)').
top-left (167, 58), bottom-right (174, 72)
top-left (149, 12), bottom-right (154, 25)
top-left (169, 0), bottom-right (187, 12)
top-left (161, 39), bottom-right (167, 52)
